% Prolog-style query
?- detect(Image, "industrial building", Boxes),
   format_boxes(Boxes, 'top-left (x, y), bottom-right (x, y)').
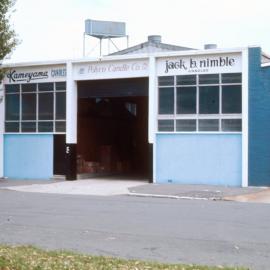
top-left (1, 31), bottom-right (270, 186)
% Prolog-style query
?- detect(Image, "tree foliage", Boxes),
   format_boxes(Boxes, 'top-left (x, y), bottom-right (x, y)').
top-left (0, 0), bottom-right (18, 61)
top-left (0, 0), bottom-right (18, 80)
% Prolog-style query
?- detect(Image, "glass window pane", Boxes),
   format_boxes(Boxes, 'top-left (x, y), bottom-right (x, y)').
top-left (177, 87), bottom-right (196, 114)
top-left (222, 73), bottom-right (242, 83)
top-left (5, 122), bottom-right (19, 132)
top-left (56, 82), bottom-right (66, 91)
top-left (56, 92), bottom-right (66, 119)
top-left (158, 120), bottom-right (174, 131)
top-left (176, 75), bottom-right (196, 85)
top-left (199, 86), bottom-right (219, 114)
top-left (55, 121), bottom-right (66, 132)
top-left (159, 87), bottom-right (174, 114)
top-left (22, 83), bottom-right (36, 93)
top-left (5, 84), bottom-right (20, 93)
top-left (158, 76), bottom-right (174, 86)
top-left (199, 119), bottom-right (219, 131)
top-left (21, 122), bottom-right (36, 132)
top-left (222, 85), bottom-right (242, 113)
top-left (38, 121), bottom-right (53, 132)
top-left (176, 119), bottom-right (196, 131)
top-left (38, 93), bottom-right (54, 120)
top-left (222, 119), bottom-right (242, 131)
top-left (5, 94), bottom-right (20, 120)
top-left (22, 94), bottom-right (36, 120)
top-left (38, 83), bottom-right (54, 92)
top-left (199, 74), bottom-right (219, 84)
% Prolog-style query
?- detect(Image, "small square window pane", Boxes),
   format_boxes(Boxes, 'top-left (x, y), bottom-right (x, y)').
top-left (55, 121), bottom-right (66, 132)
top-left (199, 119), bottom-right (219, 131)
top-left (5, 122), bottom-right (19, 132)
top-left (22, 94), bottom-right (36, 120)
top-left (199, 86), bottom-right (219, 114)
top-left (5, 84), bottom-right (20, 93)
top-left (177, 87), bottom-right (196, 114)
top-left (158, 120), bottom-right (174, 131)
top-left (5, 94), bottom-right (20, 120)
top-left (38, 93), bottom-right (54, 120)
top-left (176, 119), bottom-right (196, 131)
top-left (21, 122), bottom-right (36, 132)
top-left (22, 83), bottom-right (36, 92)
top-left (56, 92), bottom-right (66, 119)
top-left (222, 73), bottom-right (242, 83)
top-left (38, 83), bottom-right (54, 92)
top-left (56, 82), bottom-right (66, 91)
top-left (176, 75), bottom-right (196, 85)
top-left (159, 87), bottom-right (174, 114)
top-left (222, 85), bottom-right (242, 113)
top-left (222, 119), bottom-right (242, 131)
top-left (158, 76), bottom-right (174, 86)
top-left (38, 122), bottom-right (53, 132)
top-left (199, 74), bottom-right (219, 84)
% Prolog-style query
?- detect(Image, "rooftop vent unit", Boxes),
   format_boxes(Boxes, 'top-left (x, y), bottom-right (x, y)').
top-left (148, 35), bottom-right (162, 43)
top-left (83, 19), bottom-right (128, 56)
top-left (204, 44), bottom-right (217, 50)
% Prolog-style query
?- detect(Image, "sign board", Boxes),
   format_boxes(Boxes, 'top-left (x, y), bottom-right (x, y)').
top-left (73, 59), bottom-right (149, 80)
top-left (157, 53), bottom-right (242, 76)
top-left (3, 65), bottom-right (66, 84)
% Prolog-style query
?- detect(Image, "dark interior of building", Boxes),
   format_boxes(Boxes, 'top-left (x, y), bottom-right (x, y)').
top-left (77, 78), bottom-right (150, 180)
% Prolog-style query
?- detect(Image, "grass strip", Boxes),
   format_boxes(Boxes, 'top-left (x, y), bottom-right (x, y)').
top-left (0, 245), bottom-right (248, 270)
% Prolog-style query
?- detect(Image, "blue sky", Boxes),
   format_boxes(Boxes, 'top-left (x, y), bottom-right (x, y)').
top-left (6, 0), bottom-right (270, 62)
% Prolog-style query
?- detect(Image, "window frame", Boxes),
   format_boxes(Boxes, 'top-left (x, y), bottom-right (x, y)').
top-left (157, 73), bottom-right (242, 133)
top-left (4, 81), bottom-right (66, 134)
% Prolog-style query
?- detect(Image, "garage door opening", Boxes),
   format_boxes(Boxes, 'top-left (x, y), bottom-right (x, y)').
top-left (77, 78), bottom-right (151, 181)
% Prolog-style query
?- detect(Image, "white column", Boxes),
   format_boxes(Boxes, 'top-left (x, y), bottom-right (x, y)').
top-left (66, 61), bottom-right (77, 144)
top-left (0, 83), bottom-right (4, 177)
top-left (242, 48), bottom-right (249, 187)
top-left (148, 56), bottom-right (156, 144)
top-left (148, 56), bottom-right (157, 183)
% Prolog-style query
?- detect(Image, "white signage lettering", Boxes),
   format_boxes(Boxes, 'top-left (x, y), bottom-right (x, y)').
top-left (157, 53), bottom-right (242, 75)
top-left (74, 60), bottom-right (149, 80)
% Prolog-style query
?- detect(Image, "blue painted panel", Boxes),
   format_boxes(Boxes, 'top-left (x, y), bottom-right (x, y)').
top-left (248, 47), bottom-right (270, 186)
top-left (4, 134), bottom-right (53, 179)
top-left (156, 134), bottom-right (242, 186)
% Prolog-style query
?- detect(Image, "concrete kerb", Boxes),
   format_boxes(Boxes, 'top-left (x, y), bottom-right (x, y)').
top-left (0, 178), bottom-right (269, 203)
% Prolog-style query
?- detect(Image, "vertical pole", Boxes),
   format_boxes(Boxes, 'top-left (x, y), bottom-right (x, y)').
top-left (83, 33), bottom-right (86, 57)
top-left (66, 61), bottom-right (78, 180)
top-left (99, 38), bottom-right (102, 57)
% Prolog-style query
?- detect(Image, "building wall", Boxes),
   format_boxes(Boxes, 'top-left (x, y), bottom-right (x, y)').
top-left (4, 134), bottom-right (53, 179)
top-left (0, 85), bottom-right (4, 178)
top-left (156, 134), bottom-right (242, 186)
top-left (248, 47), bottom-right (270, 186)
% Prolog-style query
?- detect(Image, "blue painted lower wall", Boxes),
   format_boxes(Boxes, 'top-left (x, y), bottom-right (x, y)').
top-left (4, 134), bottom-right (53, 179)
top-left (156, 134), bottom-right (242, 186)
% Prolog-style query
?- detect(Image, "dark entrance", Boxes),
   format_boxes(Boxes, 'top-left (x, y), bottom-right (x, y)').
top-left (53, 134), bottom-right (66, 175)
top-left (77, 78), bottom-right (151, 181)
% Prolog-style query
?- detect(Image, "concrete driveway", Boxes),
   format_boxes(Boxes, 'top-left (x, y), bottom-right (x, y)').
top-left (0, 178), bottom-right (147, 196)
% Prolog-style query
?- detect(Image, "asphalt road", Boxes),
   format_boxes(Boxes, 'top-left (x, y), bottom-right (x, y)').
top-left (0, 189), bottom-right (269, 270)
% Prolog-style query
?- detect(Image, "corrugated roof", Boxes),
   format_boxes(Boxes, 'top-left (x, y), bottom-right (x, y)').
top-left (110, 36), bottom-right (195, 55)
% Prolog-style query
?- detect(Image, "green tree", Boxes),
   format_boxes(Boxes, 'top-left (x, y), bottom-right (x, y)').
top-left (0, 0), bottom-right (18, 78)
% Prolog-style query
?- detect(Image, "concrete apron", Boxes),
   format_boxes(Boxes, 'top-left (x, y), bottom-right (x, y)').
top-left (224, 188), bottom-right (270, 203)
top-left (1, 179), bottom-right (148, 196)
